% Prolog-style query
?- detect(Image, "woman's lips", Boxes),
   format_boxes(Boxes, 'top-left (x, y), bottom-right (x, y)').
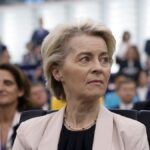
top-left (87, 80), bottom-right (104, 85)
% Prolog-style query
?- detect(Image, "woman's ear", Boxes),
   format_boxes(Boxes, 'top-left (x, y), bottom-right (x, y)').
top-left (52, 67), bottom-right (63, 82)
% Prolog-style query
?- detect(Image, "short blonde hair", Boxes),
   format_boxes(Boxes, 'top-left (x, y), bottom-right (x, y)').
top-left (41, 20), bottom-right (116, 100)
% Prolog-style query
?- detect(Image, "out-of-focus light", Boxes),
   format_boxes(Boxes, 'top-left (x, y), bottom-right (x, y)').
top-left (111, 63), bottom-right (119, 74)
top-left (25, 0), bottom-right (46, 4)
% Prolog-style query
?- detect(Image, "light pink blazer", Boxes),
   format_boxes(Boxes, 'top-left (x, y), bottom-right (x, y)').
top-left (12, 106), bottom-right (149, 150)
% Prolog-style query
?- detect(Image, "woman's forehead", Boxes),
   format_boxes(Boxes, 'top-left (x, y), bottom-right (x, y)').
top-left (66, 34), bottom-right (108, 54)
top-left (0, 70), bottom-right (15, 81)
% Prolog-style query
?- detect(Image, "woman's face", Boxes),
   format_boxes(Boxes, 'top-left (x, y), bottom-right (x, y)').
top-left (30, 84), bottom-right (48, 108)
top-left (0, 50), bottom-right (10, 64)
top-left (123, 32), bottom-right (130, 42)
top-left (126, 47), bottom-right (138, 60)
top-left (138, 72), bottom-right (148, 86)
top-left (53, 34), bottom-right (111, 101)
top-left (0, 70), bottom-right (23, 107)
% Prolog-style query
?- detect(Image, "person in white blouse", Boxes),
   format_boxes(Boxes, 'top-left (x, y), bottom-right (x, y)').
top-left (0, 64), bottom-right (31, 150)
top-left (137, 70), bottom-right (150, 101)
top-left (116, 31), bottom-right (131, 61)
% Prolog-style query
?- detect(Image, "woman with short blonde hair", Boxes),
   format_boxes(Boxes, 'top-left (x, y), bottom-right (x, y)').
top-left (42, 20), bottom-right (115, 100)
top-left (13, 20), bottom-right (149, 150)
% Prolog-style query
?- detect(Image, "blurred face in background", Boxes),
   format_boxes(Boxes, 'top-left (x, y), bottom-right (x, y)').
top-left (122, 31), bottom-right (130, 42)
top-left (30, 84), bottom-right (48, 108)
top-left (138, 71), bottom-right (148, 87)
top-left (114, 75), bottom-right (127, 89)
top-left (126, 46), bottom-right (139, 60)
top-left (0, 70), bottom-right (23, 107)
top-left (0, 50), bottom-right (10, 64)
top-left (117, 81), bottom-right (136, 104)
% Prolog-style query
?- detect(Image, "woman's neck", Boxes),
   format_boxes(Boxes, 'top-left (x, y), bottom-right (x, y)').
top-left (0, 104), bottom-right (17, 123)
top-left (65, 98), bottom-right (100, 129)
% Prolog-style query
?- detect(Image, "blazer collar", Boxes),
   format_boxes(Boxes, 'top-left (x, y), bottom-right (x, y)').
top-left (92, 105), bottom-right (113, 150)
top-left (38, 107), bottom-right (65, 150)
top-left (38, 105), bottom-right (113, 150)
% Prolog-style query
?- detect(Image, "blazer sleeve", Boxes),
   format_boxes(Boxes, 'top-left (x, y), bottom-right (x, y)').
top-left (133, 125), bottom-right (149, 150)
top-left (12, 124), bottom-right (28, 150)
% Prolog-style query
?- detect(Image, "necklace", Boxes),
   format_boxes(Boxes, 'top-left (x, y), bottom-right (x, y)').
top-left (64, 117), bottom-right (96, 131)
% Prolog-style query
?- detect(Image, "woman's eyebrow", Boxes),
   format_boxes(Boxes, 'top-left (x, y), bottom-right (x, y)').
top-left (76, 52), bottom-right (92, 57)
top-left (76, 51), bottom-right (109, 57)
top-left (4, 79), bottom-right (14, 83)
top-left (99, 52), bottom-right (109, 56)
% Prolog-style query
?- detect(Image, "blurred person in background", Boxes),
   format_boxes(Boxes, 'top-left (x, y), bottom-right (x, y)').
top-left (21, 42), bottom-right (43, 82)
top-left (105, 74), bottom-right (139, 108)
top-left (133, 100), bottom-right (150, 111)
top-left (33, 44), bottom-right (42, 65)
top-left (31, 66), bottom-right (44, 82)
top-left (116, 45), bottom-right (142, 80)
top-left (133, 70), bottom-right (150, 110)
top-left (0, 64), bottom-right (31, 150)
top-left (136, 70), bottom-right (150, 102)
top-left (31, 17), bottom-right (49, 46)
top-left (22, 41), bottom-right (39, 66)
top-left (146, 56), bottom-right (150, 85)
top-left (28, 82), bottom-right (50, 110)
top-left (116, 31), bottom-right (131, 61)
top-left (13, 20), bottom-right (149, 150)
top-left (104, 73), bottom-right (127, 108)
top-left (0, 45), bottom-right (11, 65)
top-left (116, 79), bottom-right (137, 109)
top-left (145, 39), bottom-right (150, 56)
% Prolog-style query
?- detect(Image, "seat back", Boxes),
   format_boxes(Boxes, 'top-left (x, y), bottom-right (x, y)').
top-left (20, 109), bottom-right (138, 123)
top-left (138, 110), bottom-right (150, 145)
top-left (19, 109), bottom-right (150, 146)
top-left (19, 109), bottom-right (57, 123)
top-left (110, 109), bottom-right (138, 120)
top-left (133, 101), bottom-right (150, 111)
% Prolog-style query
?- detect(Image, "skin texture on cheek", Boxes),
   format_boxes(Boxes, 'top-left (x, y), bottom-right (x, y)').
top-left (61, 56), bottom-right (110, 100)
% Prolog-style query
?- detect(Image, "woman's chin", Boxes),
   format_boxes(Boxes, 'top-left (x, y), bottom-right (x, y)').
top-left (82, 93), bottom-right (103, 101)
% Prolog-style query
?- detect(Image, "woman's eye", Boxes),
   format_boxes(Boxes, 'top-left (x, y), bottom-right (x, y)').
top-left (80, 57), bottom-right (90, 63)
top-left (4, 80), bottom-right (14, 86)
top-left (100, 57), bottom-right (110, 65)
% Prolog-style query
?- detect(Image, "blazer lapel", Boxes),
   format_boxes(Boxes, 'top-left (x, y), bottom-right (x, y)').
top-left (38, 106), bottom-right (113, 150)
top-left (38, 108), bottom-right (65, 150)
top-left (92, 105), bottom-right (113, 150)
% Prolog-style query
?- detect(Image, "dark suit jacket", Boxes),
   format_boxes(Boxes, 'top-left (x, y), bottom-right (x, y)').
top-left (133, 101), bottom-right (150, 110)
top-left (31, 29), bottom-right (49, 45)
top-left (116, 58), bottom-right (141, 80)
top-left (145, 40), bottom-right (150, 55)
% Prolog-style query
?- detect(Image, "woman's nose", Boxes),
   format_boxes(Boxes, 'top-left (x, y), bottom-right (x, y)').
top-left (91, 60), bottom-right (102, 74)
